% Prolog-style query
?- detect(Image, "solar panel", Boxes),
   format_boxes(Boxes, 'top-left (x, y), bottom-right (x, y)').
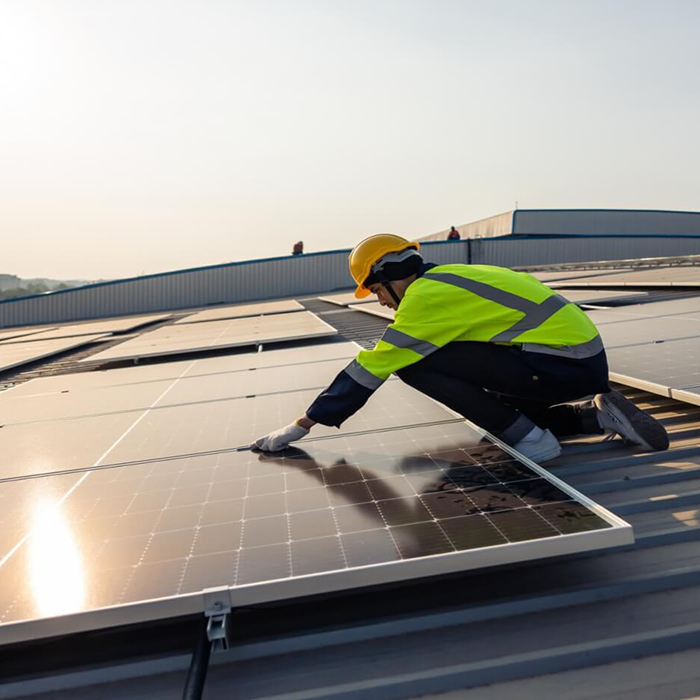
top-left (81, 312), bottom-right (338, 363)
top-left (0, 379), bottom-right (447, 481)
top-left (0, 335), bottom-right (108, 374)
top-left (4, 342), bottom-right (360, 398)
top-left (318, 292), bottom-right (376, 307)
top-left (0, 358), bottom-right (360, 427)
top-left (1, 315), bottom-right (170, 343)
top-left (174, 300), bottom-right (303, 324)
top-left (0, 420), bottom-right (630, 645)
top-left (0, 380), bottom-right (176, 426)
top-left (100, 381), bottom-right (461, 468)
top-left (588, 297), bottom-right (700, 319)
top-left (606, 337), bottom-right (700, 395)
top-left (586, 309), bottom-right (700, 349)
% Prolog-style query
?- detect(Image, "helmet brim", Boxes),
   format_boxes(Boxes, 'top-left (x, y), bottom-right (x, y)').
top-left (354, 284), bottom-right (371, 299)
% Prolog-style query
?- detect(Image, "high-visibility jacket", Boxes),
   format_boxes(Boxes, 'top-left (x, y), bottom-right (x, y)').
top-left (306, 262), bottom-right (603, 427)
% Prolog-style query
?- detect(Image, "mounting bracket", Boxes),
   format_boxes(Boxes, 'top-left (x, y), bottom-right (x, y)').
top-left (202, 587), bottom-right (233, 652)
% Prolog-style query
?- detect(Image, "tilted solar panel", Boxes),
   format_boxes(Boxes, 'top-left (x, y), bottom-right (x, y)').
top-left (0, 421), bottom-right (630, 645)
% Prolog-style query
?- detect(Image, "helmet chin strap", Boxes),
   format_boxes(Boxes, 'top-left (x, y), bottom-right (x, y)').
top-left (380, 278), bottom-right (401, 306)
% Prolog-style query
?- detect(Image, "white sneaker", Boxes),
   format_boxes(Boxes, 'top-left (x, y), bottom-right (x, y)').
top-left (512, 426), bottom-right (562, 463)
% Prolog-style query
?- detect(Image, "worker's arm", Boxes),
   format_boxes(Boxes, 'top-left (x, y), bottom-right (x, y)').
top-left (254, 288), bottom-right (468, 451)
top-left (305, 288), bottom-right (469, 425)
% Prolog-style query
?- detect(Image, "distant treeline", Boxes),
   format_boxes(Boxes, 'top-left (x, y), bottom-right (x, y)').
top-left (0, 282), bottom-right (72, 301)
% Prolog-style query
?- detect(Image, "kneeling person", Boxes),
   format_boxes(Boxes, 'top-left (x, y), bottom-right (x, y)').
top-left (255, 234), bottom-right (669, 461)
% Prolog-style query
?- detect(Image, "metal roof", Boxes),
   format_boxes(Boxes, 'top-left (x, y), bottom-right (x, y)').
top-left (2, 283), bottom-right (700, 698)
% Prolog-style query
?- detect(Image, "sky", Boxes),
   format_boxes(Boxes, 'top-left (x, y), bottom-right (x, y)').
top-left (0, 0), bottom-right (698, 280)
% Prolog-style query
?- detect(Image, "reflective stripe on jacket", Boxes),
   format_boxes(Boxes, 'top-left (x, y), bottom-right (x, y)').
top-left (344, 263), bottom-right (602, 391)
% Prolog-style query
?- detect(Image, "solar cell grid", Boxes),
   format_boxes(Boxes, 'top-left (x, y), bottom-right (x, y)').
top-left (0, 422), bottom-right (628, 643)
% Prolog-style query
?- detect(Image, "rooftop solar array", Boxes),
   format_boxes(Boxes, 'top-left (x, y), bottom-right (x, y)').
top-left (0, 334), bottom-right (108, 374)
top-left (175, 299), bottom-right (303, 324)
top-left (0, 305), bottom-right (631, 647)
top-left (82, 311), bottom-right (338, 363)
top-left (0, 314), bottom-right (170, 344)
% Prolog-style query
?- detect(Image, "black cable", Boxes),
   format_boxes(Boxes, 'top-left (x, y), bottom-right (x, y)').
top-left (182, 618), bottom-right (213, 700)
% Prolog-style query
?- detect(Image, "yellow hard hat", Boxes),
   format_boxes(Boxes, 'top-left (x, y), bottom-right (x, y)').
top-left (349, 234), bottom-right (420, 299)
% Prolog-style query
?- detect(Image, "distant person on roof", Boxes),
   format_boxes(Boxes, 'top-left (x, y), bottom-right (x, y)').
top-left (255, 234), bottom-right (669, 461)
top-left (292, 241), bottom-right (304, 255)
top-left (447, 226), bottom-right (461, 240)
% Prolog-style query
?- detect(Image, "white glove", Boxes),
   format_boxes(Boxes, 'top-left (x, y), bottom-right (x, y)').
top-left (254, 422), bottom-right (309, 452)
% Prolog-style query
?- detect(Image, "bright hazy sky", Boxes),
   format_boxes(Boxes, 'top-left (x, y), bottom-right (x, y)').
top-left (1, 0), bottom-right (698, 280)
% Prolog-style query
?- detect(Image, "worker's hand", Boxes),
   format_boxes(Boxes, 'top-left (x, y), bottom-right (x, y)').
top-left (254, 421), bottom-right (310, 452)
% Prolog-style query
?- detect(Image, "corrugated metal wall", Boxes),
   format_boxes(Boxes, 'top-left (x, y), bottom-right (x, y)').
top-left (513, 209), bottom-right (700, 236)
top-left (475, 236), bottom-right (700, 267)
top-left (418, 211), bottom-right (514, 242)
top-left (2, 236), bottom-right (700, 328)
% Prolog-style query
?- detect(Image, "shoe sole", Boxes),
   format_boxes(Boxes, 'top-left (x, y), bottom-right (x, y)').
top-left (520, 445), bottom-right (562, 464)
top-left (599, 391), bottom-right (669, 451)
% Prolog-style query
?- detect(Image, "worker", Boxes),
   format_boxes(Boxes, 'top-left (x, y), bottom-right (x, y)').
top-left (255, 234), bottom-right (669, 461)
top-left (447, 226), bottom-right (461, 240)
top-left (292, 241), bottom-right (304, 255)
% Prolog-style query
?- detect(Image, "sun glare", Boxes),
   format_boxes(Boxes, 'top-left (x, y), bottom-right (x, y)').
top-left (29, 500), bottom-right (85, 617)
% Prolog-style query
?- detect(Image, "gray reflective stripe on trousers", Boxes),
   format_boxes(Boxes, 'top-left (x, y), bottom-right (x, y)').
top-left (344, 359), bottom-right (385, 390)
top-left (426, 272), bottom-right (569, 343)
top-left (521, 334), bottom-right (605, 359)
top-left (381, 327), bottom-right (439, 357)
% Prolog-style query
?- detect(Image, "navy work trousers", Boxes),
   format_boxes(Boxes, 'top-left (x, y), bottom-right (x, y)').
top-left (396, 341), bottom-right (610, 445)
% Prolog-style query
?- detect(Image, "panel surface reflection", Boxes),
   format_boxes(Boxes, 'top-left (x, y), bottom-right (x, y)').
top-left (0, 421), bottom-right (614, 633)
